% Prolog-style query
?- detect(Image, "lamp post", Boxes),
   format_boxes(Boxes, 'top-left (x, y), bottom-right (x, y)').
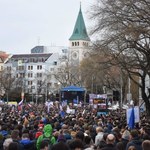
top-left (36, 85), bottom-right (39, 104)
top-left (120, 69), bottom-right (123, 108)
top-left (6, 90), bottom-right (9, 104)
top-left (45, 82), bottom-right (48, 102)
top-left (31, 86), bottom-right (35, 102)
top-left (91, 76), bottom-right (94, 93)
top-left (57, 82), bottom-right (61, 102)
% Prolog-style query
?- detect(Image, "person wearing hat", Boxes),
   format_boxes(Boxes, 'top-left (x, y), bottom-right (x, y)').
top-left (35, 126), bottom-right (43, 139)
top-left (36, 124), bottom-right (56, 150)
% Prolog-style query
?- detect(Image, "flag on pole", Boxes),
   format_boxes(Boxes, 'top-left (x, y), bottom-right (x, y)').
top-left (27, 103), bottom-right (32, 108)
top-left (62, 100), bottom-right (67, 107)
top-left (128, 107), bottom-right (135, 129)
top-left (18, 99), bottom-right (24, 106)
top-left (66, 105), bottom-right (71, 114)
top-left (82, 109), bottom-right (85, 116)
top-left (45, 101), bottom-right (54, 113)
top-left (18, 99), bottom-right (24, 111)
top-left (59, 104), bottom-right (63, 111)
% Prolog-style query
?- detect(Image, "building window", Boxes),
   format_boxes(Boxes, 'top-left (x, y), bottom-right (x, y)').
top-left (37, 65), bottom-right (42, 70)
top-left (37, 80), bottom-right (42, 85)
top-left (50, 68), bottom-right (54, 71)
top-left (17, 66), bottom-right (24, 70)
top-left (47, 82), bottom-right (52, 87)
top-left (1, 66), bottom-right (3, 70)
top-left (28, 81), bottom-right (33, 85)
top-left (28, 73), bottom-right (33, 78)
top-left (37, 73), bottom-right (42, 78)
top-left (42, 58), bottom-right (44, 62)
top-left (28, 66), bottom-right (33, 70)
top-left (72, 42), bottom-right (74, 46)
top-left (54, 61), bottom-right (57, 65)
top-left (77, 42), bottom-right (79, 46)
top-left (7, 66), bottom-right (11, 71)
top-left (29, 58), bottom-right (35, 62)
top-left (19, 73), bottom-right (25, 78)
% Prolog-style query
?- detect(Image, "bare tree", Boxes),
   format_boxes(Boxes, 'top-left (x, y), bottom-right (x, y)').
top-left (80, 50), bottom-right (128, 103)
top-left (53, 60), bottom-right (83, 87)
top-left (89, 0), bottom-right (150, 115)
top-left (0, 68), bottom-right (16, 102)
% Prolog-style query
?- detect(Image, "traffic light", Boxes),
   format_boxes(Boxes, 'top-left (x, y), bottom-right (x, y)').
top-left (113, 90), bottom-right (120, 101)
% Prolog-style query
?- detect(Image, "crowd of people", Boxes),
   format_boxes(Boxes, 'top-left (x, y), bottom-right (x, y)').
top-left (0, 101), bottom-right (150, 150)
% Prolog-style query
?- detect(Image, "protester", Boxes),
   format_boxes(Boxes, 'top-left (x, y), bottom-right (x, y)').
top-left (20, 133), bottom-right (35, 150)
top-left (0, 101), bottom-right (149, 150)
top-left (8, 142), bottom-right (19, 150)
top-left (127, 145), bottom-right (137, 150)
top-left (95, 126), bottom-right (104, 146)
top-left (68, 139), bottom-right (84, 150)
top-left (36, 124), bottom-right (56, 150)
top-left (142, 140), bottom-right (150, 150)
top-left (39, 141), bottom-right (49, 150)
top-left (51, 142), bottom-right (70, 150)
top-left (97, 133), bottom-right (108, 149)
top-left (0, 134), bottom-right (4, 150)
top-left (126, 129), bottom-right (142, 150)
top-left (3, 138), bottom-right (13, 150)
top-left (100, 134), bottom-right (117, 150)
top-left (116, 142), bottom-right (125, 150)
top-left (84, 135), bottom-right (94, 150)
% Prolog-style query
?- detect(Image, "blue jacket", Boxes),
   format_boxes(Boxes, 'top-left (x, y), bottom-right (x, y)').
top-left (20, 139), bottom-right (35, 150)
top-left (0, 130), bottom-right (8, 137)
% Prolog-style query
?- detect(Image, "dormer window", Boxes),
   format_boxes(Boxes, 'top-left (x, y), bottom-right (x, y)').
top-left (54, 61), bottom-right (57, 65)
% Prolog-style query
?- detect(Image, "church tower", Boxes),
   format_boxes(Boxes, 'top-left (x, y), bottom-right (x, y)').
top-left (69, 4), bottom-right (90, 66)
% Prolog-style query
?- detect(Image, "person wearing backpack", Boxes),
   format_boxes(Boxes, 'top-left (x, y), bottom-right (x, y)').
top-left (36, 124), bottom-right (56, 150)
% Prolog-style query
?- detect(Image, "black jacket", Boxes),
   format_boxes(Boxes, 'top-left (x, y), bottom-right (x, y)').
top-left (126, 137), bottom-right (142, 150)
top-left (101, 144), bottom-right (117, 150)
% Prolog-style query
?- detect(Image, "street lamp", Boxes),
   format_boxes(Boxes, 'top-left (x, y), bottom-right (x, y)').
top-left (57, 82), bottom-right (61, 102)
top-left (31, 86), bottom-right (35, 102)
top-left (36, 85), bottom-right (40, 104)
top-left (45, 82), bottom-right (48, 102)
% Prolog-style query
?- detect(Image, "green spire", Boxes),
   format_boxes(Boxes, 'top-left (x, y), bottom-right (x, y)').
top-left (69, 4), bottom-right (90, 41)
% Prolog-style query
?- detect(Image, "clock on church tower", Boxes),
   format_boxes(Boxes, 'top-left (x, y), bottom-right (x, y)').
top-left (71, 51), bottom-right (78, 60)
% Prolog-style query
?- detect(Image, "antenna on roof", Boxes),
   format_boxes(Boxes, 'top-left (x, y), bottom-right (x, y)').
top-left (37, 37), bottom-right (40, 46)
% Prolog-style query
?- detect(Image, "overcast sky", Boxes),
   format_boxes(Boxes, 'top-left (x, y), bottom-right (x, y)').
top-left (0, 0), bottom-right (92, 54)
